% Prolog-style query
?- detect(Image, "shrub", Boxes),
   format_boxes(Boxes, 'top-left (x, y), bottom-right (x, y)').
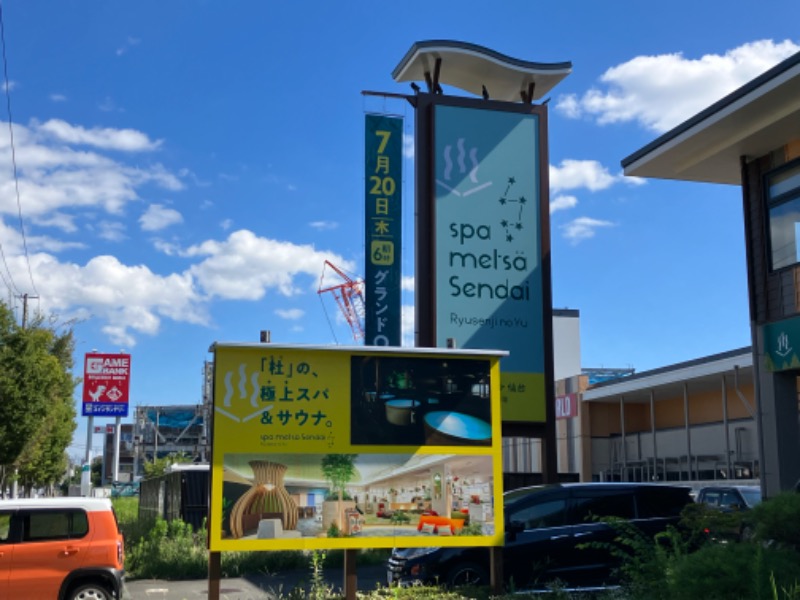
top-left (667, 543), bottom-right (800, 600)
top-left (678, 500), bottom-right (747, 545)
top-left (113, 497), bottom-right (152, 557)
top-left (219, 550), bottom-right (309, 578)
top-left (125, 517), bottom-right (208, 579)
top-left (751, 492), bottom-right (800, 550)
top-left (601, 499), bottom-right (800, 600)
top-left (606, 519), bottom-right (689, 600)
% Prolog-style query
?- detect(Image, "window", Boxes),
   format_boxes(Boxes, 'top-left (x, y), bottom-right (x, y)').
top-left (0, 512), bottom-right (11, 543)
top-left (509, 498), bottom-right (567, 530)
top-left (23, 510), bottom-right (89, 542)
top-left (767, 161), bottom-right (800, 270)
top-left (570, 491), bottom-right (635, 524)
top-left (636, 487), bottom-right (690, 518)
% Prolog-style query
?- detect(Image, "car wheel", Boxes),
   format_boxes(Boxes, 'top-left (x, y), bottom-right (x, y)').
top-left (447, 562), bottom-right (488, 587)
top-left (68, 583), bottom-right (112, 600)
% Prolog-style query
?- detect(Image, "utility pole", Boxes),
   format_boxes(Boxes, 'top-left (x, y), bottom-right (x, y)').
top-left (16, 293), bottom-right (39, 328)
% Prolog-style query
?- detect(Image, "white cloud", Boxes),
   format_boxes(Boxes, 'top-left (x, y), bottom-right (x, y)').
top-left (34, 211), bottom-right (78, 233)
top-left (139, 204), bottom-right (183, 232)
top-left (50, 93), bottom-right (67, 103)
top-left (1, 217), bottom-right (357, 346)
top-left (0, 119), bottom-right (181, 228)
top-left (550, 159), bottom-right (620, 193)
top-left (98, 96), bottom-right (122, 113)
top-left (116, 36), bottom-right (141, 56)
top-left (0, 113), bottom-right (358, 348)
top-left (403, 132), bottom-right (414, 159)
top-left (0, 219), bottom-right (82, 255)
top-left (36, 119), bottom-right (162, 151)
top-left (275, 308), bottom-right (304, 320)
top-left (555, 39), bottom-right (800, 133)
top-left (220, 218), bottom-right (233, 231)
top-left (401, 304), bottom-right (414, 347)
top-left (24, 253), bottom-right (206, 347)
top-left (401, 276), bottom-right (415, 292)
top-left (96, 220), bottom-right (126, 242)
top-left (153, 240), bottom-right (180, 256)
top-left (309, 220), bottom-right (338, 231)
top-left (561, 217), bottom-right (615, 244)
top-left (550, 195), bottom-right (578, 214)
top-left (184, 229), bottom-right (355, 301)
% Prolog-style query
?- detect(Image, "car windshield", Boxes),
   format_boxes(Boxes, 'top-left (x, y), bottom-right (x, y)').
top-left (740, 488), bottom-right (762, 507)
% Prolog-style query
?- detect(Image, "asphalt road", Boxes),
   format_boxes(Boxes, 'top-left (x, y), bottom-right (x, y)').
top-left (125, 565), bottom-right (387, 599)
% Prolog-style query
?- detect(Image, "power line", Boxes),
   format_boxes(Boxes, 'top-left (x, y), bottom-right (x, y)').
top-left (0, 1), bottom-right (37, 298)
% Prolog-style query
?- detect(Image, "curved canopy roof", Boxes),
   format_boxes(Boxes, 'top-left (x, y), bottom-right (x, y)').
top-left (392, 40), bottom-right (571, 103)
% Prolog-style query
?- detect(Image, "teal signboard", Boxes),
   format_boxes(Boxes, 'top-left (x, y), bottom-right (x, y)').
top-left (764, 315), bottom-right (800, 371)
top-left (434, 105), bottom-right (546, 421)
top-left (365, 114), bottom-right (402, 346)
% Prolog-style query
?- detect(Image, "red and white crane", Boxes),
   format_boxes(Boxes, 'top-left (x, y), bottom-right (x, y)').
top-left (317, 260), bottom-right (365, 342)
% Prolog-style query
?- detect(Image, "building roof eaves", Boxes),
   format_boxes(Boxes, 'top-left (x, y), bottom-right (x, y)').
top-left (582, 346), bottom-right (752, 401)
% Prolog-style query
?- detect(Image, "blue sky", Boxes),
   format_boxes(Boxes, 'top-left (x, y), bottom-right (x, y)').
top-left (0, 1), bottom-right (797, 458)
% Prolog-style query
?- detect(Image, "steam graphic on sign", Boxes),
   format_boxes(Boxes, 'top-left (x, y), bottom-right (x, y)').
top-left (217, 364), bottom-right (274, 423)
top-left (437, 137), bottom-right (493, 197)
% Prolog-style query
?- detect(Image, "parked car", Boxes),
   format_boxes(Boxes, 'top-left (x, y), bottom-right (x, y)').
top-left (387, 482), bottom-right (693, 592)
top-left (695, 485), bottom-right (762, 541)
top-left (695, 485), bottom-right (761, 511)
top-left (0, 497), bottom-right (126, 600)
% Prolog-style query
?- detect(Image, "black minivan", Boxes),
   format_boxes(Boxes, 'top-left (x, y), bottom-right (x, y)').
top-left (387, 482), bottom-right (693, 591)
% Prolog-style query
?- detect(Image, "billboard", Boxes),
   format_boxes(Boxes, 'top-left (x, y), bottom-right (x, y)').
top-left (364, 114), bottom-right (403, 346)
top-left (209, 343), bottom-right (505, 552)
top-left (82, 353), bottom-right (131, 417)
top-left (431, 101), bottom-right (550, 423)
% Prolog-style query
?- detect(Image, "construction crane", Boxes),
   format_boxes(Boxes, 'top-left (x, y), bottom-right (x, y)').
top-left (317, 260), bottom-right (365, 342)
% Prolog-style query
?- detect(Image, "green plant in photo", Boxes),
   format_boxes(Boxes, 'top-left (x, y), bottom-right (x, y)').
top-left (321, 453), bottom-right (358, 530)
top-left (220, 496), bottom-right (232, 536)
top-left (458, 522), bottom-right (484, 536)
top-left (326, 522), bottom-right (341, 538)
top-left (389, 511), bottom-right (410, 526)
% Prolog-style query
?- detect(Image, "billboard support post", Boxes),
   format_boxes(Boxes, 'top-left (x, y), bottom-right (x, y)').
top-left (85, 415), bottom-right (93, 465)
top-left (113, 416), bottom-right (121, 482)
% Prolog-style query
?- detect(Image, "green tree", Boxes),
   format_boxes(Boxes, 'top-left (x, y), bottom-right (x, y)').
top-left (321, 454), bottom-right (357, 529)
top-left (90, 456), bottom-right (103, 488)
top-left (0, 303), bottom-right (78, 496)
top-left (143, 453), bottom-right (193, 479)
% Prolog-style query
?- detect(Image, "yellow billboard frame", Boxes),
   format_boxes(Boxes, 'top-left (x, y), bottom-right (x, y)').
top-left (209, 343), bottom-right (506, 552)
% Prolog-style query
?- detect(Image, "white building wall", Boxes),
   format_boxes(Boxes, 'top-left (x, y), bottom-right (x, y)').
top-left (502, 311), bottom-right (581, 477)
top-left (553, 311), bottom-right (581, 381)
